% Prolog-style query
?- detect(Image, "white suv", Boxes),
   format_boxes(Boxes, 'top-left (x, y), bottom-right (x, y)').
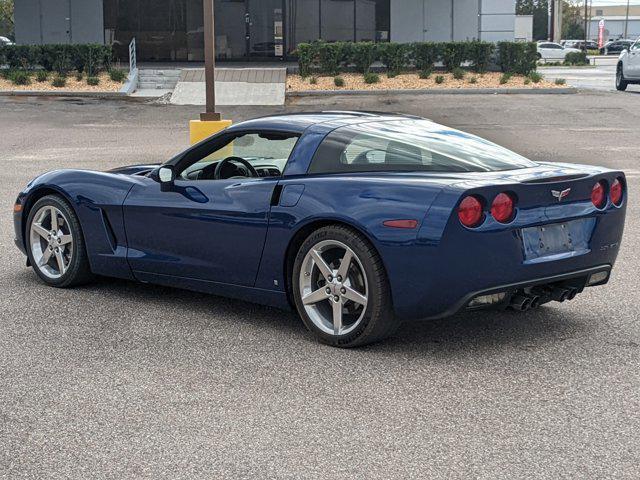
top-left (617, 38), bottom-right (640, 90)
top-left (0, 36), bottom-right (13, 46)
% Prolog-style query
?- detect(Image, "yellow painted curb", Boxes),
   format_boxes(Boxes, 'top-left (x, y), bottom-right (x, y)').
top-left (189, 119), bottom-right (233, 145)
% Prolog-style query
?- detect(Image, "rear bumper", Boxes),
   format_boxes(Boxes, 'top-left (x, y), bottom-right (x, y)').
top-left (385, 201), bottom-right (625, 320)
top-left (437, 264), bottom-right (611, 319)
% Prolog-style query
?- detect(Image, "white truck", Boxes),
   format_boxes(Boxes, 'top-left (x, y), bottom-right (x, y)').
top-left (616, 38), bottom-right (640, 91)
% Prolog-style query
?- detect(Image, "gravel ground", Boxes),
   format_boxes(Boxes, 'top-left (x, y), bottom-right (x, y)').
top-left (0, 92), bottom-right (639, 479)
top-left (287, 72), bottom-right (560, 91)
top-left (0, 71), bottom-right (122, 92)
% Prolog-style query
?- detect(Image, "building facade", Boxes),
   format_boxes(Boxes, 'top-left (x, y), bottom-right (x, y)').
top-left (15, 0), bottom-right (516, 62)
top-left (586, 4), bottom-right (640, 42)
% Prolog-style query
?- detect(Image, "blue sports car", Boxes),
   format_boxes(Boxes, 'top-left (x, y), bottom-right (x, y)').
top-left (13, 112), bottom-right (627, 347)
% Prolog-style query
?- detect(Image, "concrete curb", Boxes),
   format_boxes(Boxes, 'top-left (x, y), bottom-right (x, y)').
top-left (0, 90), bottom-right (128, 98)
top-left (287, 87), bottom-right (578, 98)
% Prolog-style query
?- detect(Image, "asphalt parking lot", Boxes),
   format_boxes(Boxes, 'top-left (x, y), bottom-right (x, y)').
top-left (1, 91), bottom-right (639, 479)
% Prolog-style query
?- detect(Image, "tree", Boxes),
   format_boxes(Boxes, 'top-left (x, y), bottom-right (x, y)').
top-left (562, 0), bottom-right (585, 39)
top-left (516, 0), bottom-right (549, 40)
top-left (0, 0), bottom-right (14, 39)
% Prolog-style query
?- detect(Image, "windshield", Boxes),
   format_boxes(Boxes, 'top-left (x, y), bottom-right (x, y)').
top-left (308, 119), bottom-right (537, 174)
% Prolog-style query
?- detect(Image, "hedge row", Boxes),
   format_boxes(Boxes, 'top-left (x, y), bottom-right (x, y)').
top-left (297, 40), bottom-right (538, 76)
top-left (0, 44), bottom-right (113, 75)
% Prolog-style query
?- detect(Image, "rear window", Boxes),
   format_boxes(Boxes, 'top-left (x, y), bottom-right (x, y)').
top-left (308, 120), bottom-right (537, 174)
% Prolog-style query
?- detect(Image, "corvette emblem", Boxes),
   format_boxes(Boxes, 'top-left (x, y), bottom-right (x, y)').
top-left (551, 188), bottom-right (571, 202)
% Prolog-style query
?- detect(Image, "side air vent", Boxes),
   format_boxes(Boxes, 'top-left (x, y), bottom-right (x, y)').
top-left (99, 209), bottom-right (118, 251)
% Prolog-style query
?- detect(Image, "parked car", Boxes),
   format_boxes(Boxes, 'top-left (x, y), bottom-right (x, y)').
top-left (12, 112), bottom-right (627, 347)
top-left (537, 42), bottom-right (581, 61)
top-left (0, 36), bottom-right (13, 46)
top-left (601, 40), bottom-right (634, 55)
top-left (563, 40), bottom-right (598, 50)
top-left (616, 38), bottom-right (640, 90)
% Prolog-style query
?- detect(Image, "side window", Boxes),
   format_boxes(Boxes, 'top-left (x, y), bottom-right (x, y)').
top-left (341, 134), bottom-right (431, 166)
top-left (633, 40), bottom-right (640, 50)
top-left (179, 132), bottom-right (299, 180)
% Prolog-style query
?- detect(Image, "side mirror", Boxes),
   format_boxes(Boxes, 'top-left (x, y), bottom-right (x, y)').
top-left (158, 166), bottom-right (175, 191)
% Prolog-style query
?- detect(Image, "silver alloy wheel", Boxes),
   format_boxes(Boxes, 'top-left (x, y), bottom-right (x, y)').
top-left (299, 240), bottom-right (368, 336)
top-left (29, 205), bottom-right (73, 279)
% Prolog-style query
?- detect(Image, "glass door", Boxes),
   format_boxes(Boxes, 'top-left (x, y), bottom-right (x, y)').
top-left (214, 0), bottom-right (248, 59)
top-left (247, 0), bottom-right (285, 58)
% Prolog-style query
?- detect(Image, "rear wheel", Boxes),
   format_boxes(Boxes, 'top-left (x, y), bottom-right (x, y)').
top-left (292, 225), bottom-right (396, 348)
top-left (26, 195), bottom-right (94, 287)
top-left (616, 64), bottom-right (628, 91)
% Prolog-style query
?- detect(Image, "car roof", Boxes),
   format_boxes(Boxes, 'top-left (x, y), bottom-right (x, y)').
top-left (226, 111), bottom-right (425, 134)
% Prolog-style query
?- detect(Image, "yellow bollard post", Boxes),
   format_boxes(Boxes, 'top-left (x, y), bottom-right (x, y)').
top-left (189, 119), bottom-right (233, 145)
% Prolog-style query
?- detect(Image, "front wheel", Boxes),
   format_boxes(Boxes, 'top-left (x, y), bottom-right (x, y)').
top-left (292, 225), bottom-right (397, 348)
top-left (26, 195), bottom-right (94, 287)
top-left (616, 64), bottom-right (629, 91)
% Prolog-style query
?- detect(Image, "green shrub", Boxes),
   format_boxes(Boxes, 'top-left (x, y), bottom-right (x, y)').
top-left (528, 71), bottom-right (543, 83)
top-left (11, 70), bottom-right (31, 85)
top-left (497, 42), bottom-right (538, 75)
top-left (87, 76), bottom-right (100, 86)
top-left (500, 73), bottom-right (512, 84)
top-left (377, 43), bottom-right (408, 75)
top-left (441, 42), bottom-right (468, 71)
top-left (75, 71), bottom-right (84, 81)
top-left (109, 68), bottom-right (127, 82)
top-left (51, 75), bottom-right (67, 87)
top-left (418, 69), bottom-right (432, 79)
top-left (349, 42), bottom-right (377, 74)
top-left (452, 67), bottom-right (465, 80)
top-left (524, 77), bottom-right (531, 85)
top-left (334, 76), bottom-right (345, 87)
top-left (0, 68), bottom-right (14, 79)
top-left (6, 45), bottom-right (39, 70)
top-left (387, 71), bottom-right (397, 78)
top-left (317, 41), bottom-right (346, 75)
top-left (36, 70), bottom-right (49, 82)
top-left (555, 78), bottom-right (566, 85)
top-left (2, 44), bottom-right (113, 75)
top-left (468, 76), bottom-right (478, 84)
top-left (412, 42), bottom-right (441, 72)
top-left (296, 42), bottom-right (318, 77)
top-left (309, 76), bottom-right (317, 85)
top-left (434, 75), bottom-right (445, 84)
top-left (564, 51), bottom-right (589, 66)
top-left (468, 40), bottom-right (494, 73)
top-left (363, 72), bottom-right (380, 84)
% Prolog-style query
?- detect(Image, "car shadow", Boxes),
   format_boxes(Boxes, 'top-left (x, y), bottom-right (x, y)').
top-left (15, 270), bottom-right (588, 356)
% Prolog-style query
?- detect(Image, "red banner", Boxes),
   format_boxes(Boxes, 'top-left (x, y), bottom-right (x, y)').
top-left (598, 19), bottom-right (605, 48)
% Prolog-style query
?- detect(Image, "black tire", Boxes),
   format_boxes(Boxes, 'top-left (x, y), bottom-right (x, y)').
top-left (25, 195), bottom-right (94, 288)
top-left (292, 225), bottom-right (397, 348)
top-left (616, 64), bottom-right (629, 91)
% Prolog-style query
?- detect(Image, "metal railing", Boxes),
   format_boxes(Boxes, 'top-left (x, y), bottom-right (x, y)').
top-left (129, 38), bottom-right (137, 74)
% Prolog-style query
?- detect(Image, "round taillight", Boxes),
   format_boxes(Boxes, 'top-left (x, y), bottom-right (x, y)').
top-left (610, 178), bottom-right (623, 206)
top-left (591, 181), bottom-right (606, 209)
top-left (458, 195), bottom-right (484, 228)
top-left (491, 192), bottom-right (515, 223)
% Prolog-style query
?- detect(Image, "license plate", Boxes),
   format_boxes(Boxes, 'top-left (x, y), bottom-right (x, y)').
top-left (522, 218), bottom-right (595, 263)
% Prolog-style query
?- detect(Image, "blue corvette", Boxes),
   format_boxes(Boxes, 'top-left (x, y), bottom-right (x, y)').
top-left (14, 112), bottom-right (626, 347)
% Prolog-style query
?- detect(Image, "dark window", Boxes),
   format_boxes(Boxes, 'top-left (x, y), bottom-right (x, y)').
top-left (286, 0), bottom-right (389, 53)
top-left (308, 120), bottom-right (537, 174)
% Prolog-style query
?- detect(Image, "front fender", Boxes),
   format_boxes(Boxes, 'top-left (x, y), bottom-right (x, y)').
top-left (15, 169), bottom-right (141, 280)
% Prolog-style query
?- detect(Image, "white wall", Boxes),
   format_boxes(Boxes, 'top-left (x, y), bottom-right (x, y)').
top-left (390, 0), bottom-right (424, 43)
top-left (480, 0), bottom-right (516, 41)
top-left (15, 0), bottom-right (104, 44)
top-left (391, 0), bottom-right (515, 43)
